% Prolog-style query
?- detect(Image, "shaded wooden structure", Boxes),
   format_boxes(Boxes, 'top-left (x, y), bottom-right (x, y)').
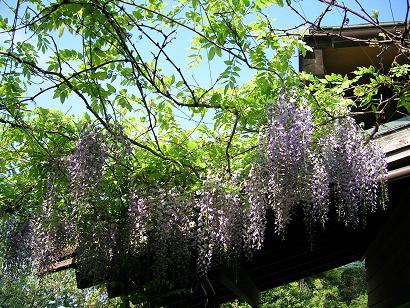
top-left (299, 22), bottom-right (409, 76)
top-left (300, 22), bottom-right (410, 129)
top-left (365, 121), bottom-right (410, 308)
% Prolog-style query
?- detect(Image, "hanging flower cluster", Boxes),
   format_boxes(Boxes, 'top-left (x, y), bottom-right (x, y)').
top-left (196, 176), bottom-right (244, 275)
top-left (127, 181), bottom-right (245, 288)
top-left (2, 218), bottom-right (32, 276)
top-left (133, 190), bottom-right (196, 290)
top-left (245, 95), bottom-right (387, 238)
top-left (67, 129), bottom-right (106, 209)
top-left (256, 96), bottom-right (330, 234)
top-left (25, 162), bottom-right (76, 274)
top-left (2, 94), bottom-right (389, 295)
top-left (320, 117), bottom-right (389, 227)
top-left (243, 163), bottom-right (267, 255)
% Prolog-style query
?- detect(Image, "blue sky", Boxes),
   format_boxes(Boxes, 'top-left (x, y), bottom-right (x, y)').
top-left (275, 0), bottom-right (405, 27)
top-left (0, 0), bottom-right (407, 117)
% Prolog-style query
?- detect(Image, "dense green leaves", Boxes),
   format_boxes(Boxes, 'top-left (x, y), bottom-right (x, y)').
top-left (223, 264), bottom-right (367, 308)
top-left (0, 269), bottom-right (123, 307)
top-left (0, 263), bottom-right (366, 307)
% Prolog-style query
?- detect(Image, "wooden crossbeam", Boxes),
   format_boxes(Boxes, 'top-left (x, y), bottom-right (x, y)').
top-left (220, 266), bottom-right (260, 308)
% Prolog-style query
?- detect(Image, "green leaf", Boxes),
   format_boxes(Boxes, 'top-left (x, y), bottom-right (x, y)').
top-left (60, 91), bottom-right (67, 103)
top-left (107, 83), bottom-right (116, 93)
top-left (208, 47), bottom-right (215, 61)
top-left (372, 9), bottom-right (379, 20)
top-left (133, 9), bottom-right (143, 19)
top-left (398, 93), bottom-right (410, 113)
top-left (58, 25), bottom-right (65, 37)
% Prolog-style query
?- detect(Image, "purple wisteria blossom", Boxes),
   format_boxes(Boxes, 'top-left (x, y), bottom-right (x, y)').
top-left (127, 188), bottom-right (197, 290)
top-left (128, 189), bottom-right (149, 253)
top-left (31, 171), bottom-right (76, 273)
top-left (249, 94), bottom-right (387, 237)
top-left (67, 129), bottom-right (106, 208)
top-left (2, 219), bottom-right (32, 276)
top-left (320, 117), bottom-right (388, 227)
top-left (196, 176), bottom-right (244, 275)
top-left (243, 163), bottom-right (267, 256)
top-left (255, 94), bottom-right (330, 234)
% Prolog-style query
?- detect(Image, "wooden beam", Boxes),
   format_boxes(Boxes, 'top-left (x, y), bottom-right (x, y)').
top-left (300, 49), bottom-right (325, 76)
top-left (35, 258), bottom-right (73, 277)
top-left (219, 266), bottom-right (260, 308)
top-left (387, 165), bottom-right (410, 182)
top-left (376, 127), bottom-right (410, 154)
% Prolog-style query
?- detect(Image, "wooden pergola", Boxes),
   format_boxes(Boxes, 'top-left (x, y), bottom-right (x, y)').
top-left (299, 22), bottom-right (409, 76)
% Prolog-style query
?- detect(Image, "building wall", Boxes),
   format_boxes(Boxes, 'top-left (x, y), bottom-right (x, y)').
top-left (365, 177), bottom-right (410, 308)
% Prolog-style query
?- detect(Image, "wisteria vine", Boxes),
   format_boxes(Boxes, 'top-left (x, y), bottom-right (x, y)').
top-left (1, 94), bottom-right (388, 295)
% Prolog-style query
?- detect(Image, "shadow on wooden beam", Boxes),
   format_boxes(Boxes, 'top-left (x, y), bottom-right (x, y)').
top-left (220, 266), bottom-right (260, 308)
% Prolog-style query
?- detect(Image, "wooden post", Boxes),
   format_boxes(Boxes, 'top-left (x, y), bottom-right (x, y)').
top-left (300, 49), bottom-right (325, 76)
top-left (220, 266), bottom-right (260, 308)
top-left (365, 177), bottom-right (410, 308)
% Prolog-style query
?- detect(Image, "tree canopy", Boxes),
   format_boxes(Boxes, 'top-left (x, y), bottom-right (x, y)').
top-left (223, 263), bottom-right (368, 308)
top-left (0, 0), bottom-right (408, 304)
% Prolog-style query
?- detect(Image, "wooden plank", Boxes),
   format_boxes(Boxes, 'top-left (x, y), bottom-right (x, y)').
top-left (375, 116), bottom-right (410, 136)
top-left (386, 148), bottom-right (410, 165)
top-left (220, 266), bottom-right (260, 308)
top-left (45, 257), bottom-right (73, 272)
top-left (387, 165), bottom-right (410, 181)
top-left (375, 127), bottom-right (410, 153)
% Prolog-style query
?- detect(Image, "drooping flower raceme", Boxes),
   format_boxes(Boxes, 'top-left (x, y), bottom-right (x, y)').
top-left (320, 117), bottom-right (388, 227)
top-left (250, 94), bottom-right (387, 236)
top-left (67, 129), bottom-right (106, 209)
top-left (196, 176), bottom-right (244, 275)
top-left (127, 188), bottom-right (198, 290)
top-left (60, 129), bottom-right (108, 280)
top-left (128, 189), bottom-right (149, 253)
top-left (253, 95), bottom-right (330, 234)
top-left (243, 162), bottom-right (267, 255)
top-left (1, 218), bottom-right (32, 276)
top-left (31, 169), bottom-right (76, 272)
